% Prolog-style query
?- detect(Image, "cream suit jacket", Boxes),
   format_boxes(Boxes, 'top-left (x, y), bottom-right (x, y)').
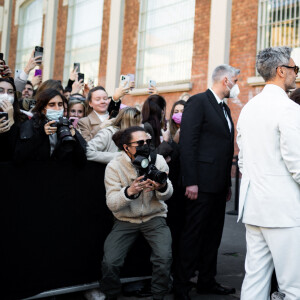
top-left (237, 84), bottom-right (300, 227)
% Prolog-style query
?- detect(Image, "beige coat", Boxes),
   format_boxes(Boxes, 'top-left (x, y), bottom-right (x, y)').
top-left (77, 111), bottom-right (105, 142)
top-left (105, 151), bottom-right (173, 223)
top-left (86, 126), bottom-right (120, 164)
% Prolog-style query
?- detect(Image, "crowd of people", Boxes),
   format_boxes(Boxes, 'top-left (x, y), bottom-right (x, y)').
top-left (1, 45), bottom-right (300, 300)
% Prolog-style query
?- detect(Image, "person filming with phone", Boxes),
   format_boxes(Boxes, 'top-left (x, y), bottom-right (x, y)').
top-left (100, 126), bottom-right (173, 300)
top-left (0, 78), bottom-right (27, 161)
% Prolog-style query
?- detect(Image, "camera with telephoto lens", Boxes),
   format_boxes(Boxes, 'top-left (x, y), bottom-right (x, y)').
top-left (50, 117), bottom-right (75, 143)
top-left (140, 163), bottom-right (167, 185)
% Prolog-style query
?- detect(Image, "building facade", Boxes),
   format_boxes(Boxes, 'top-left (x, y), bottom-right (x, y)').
top-left (0, 0), bottom-right (300, 154)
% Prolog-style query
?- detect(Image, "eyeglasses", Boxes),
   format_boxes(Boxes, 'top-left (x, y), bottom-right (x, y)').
top-left (127, 139), bottom-right (151, 147)
top-left (278, 65), bottom-right (299, 75)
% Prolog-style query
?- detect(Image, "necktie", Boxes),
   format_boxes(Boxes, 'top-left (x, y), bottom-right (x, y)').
top-left (219, 102), bottom-right (231, 131)
top-left (219, 102), bottom-right (228, 119)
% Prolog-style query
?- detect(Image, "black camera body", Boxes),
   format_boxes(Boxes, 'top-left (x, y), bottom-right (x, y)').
top-left (140, 164), bottom-right (167, 185)
top-left (50, 117), bottom-right (75, 144)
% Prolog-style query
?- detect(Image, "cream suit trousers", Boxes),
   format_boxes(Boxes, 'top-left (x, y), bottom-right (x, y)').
top-left (241, 224), bottom-right (300, 300)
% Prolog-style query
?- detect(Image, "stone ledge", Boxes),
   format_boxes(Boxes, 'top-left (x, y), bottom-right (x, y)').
top-left (130, 82), bottom-right (193, 96)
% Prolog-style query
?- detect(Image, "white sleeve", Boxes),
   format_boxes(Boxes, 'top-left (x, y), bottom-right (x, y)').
top-left (236, 117), bottom-right (243, 174)
top-left (86, 129), bottom-right (119, 164)
top-left (279, 104), bottom-right (300, 185)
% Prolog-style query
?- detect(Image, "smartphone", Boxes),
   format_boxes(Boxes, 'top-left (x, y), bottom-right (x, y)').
top-left (78, 73), bottom-right (84, 82)
top-left (34, 46), bottom-right (43, 65)
top-left (120, 75), bottom-right (130, 88)
top-left (34, 69), bottom-right (42, 76)
top-left (0, 53), bottom-right (3, 62)
top-left (15, 69), bottom-right (21, 78)
top-left (0, 111), bottom-right (8, 121)
top-left (149, 80), bottom-right (156, 88)
top-left (69, 117), bottom-right (79, 128)
top-left (74, 62), bottom-right (80, 73)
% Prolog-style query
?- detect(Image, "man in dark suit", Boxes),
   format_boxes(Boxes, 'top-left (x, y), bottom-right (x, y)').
top-left (174, 65), bottom-right (240, 299)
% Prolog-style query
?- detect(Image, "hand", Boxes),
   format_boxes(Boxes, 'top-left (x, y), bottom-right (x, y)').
top-left (44, 120), bottom-right (57, 135)
top-left (0, 61), bottom-right (5, 74)
top-left (127, 176), bottom-right (152, 196)
top-left (165, 156), bottom-right (171, 163)
top-left (0, 117), bottom-right (10, 134)
top-left (226, 188), bottom-right (232, 202)
top-left (70, 66), bottom-right (78, 81)
top-left (129, 81), bottom-right (135, 90)
top-left (2, 66), bottom-right (12, 77)
top-left (0, 100), bottom-right (14, 127)
top-left (113, 85), bottom-right (130, 100)
top-left (173, 128), bottom-right (180, 144)
top-left (32, 75), bottom-right (42, 87)
top-left (71, 78), bottom-right (84, 94)
top-left (185, 185), bottom-right (198, 200)
top-left (145, 179), bottom-right (166, 192)
top-left (148, 85), bottom-right (158, 95)
top-left (83, 83), bottom-right (90, 98)
top-left (24, 50), bottom-right (41, 74)
top-left (69, 124), bottom-right (76, 137)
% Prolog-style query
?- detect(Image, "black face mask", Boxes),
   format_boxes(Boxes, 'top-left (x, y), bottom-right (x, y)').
top-left (134, 144), bottom-right (150, 158)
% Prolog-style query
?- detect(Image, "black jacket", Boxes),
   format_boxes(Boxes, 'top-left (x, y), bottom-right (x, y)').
top-left (179, 89), bottom-right (234, 193)
top-left (14, 115), bottom-right (87, 166)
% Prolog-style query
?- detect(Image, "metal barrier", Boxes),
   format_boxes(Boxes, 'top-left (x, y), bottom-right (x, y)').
top-left (227, 155), bottom-right (240, 215)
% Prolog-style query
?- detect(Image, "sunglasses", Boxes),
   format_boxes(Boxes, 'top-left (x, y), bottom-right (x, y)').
top-left (127, 139), bottom-right (151, 147)
top-left (278, 65), bottom-right (299, 75)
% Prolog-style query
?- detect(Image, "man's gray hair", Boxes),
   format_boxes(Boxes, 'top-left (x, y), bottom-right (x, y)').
top-left (212, 64), bottom-right (240, 83)
top-left (256, 46), bottom-right (292, 81)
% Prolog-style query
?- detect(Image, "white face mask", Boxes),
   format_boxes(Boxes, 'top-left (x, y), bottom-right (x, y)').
top-left (227, 80), bottom-right (240, 99)
top-left (46, 109), bottom-right (64, 121)
top-left (0, 93), bottom-right (14, 105)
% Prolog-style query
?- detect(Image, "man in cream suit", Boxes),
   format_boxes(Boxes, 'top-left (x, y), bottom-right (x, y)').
top-left (237, 46), bottom-right (300, 299)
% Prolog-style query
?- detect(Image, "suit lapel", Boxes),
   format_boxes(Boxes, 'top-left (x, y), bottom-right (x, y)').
top-left (206, 89), bottom-right (231, 135)
top-left (224, 102), bottom-right (234, 141)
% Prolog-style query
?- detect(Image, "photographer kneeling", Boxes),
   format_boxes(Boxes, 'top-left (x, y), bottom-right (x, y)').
top-left (101, 126), bottom-right (173, 300)
top-left (15, 88), bottom-right (86, 165)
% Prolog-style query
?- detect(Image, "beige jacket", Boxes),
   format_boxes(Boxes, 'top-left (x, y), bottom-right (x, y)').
top-left (78, 111), bottom-right (105, 142)
top-left (86, 126), bottom-right (120, 164)
top-left (104, 151), bottom-right (173, 223)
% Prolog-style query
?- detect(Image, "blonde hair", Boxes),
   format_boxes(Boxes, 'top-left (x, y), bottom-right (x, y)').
top-left (68, 100), bottom-right (87, 117)
top-left (104, 107), bottom-right (141, 130)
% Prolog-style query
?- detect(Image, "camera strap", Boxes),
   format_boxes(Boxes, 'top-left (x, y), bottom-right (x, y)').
top-left (150, 151), bottom-right (157, 165)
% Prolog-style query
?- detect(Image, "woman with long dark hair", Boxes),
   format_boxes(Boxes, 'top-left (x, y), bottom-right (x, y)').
top-left (14, 88), bottom-right (86, 165)
top-left (0, 78), bottom-right (27, 161)
top-left (142, 94), bottom-right (172, 159)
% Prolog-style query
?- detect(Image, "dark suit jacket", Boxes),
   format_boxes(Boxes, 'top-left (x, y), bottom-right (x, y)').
top-left (179, 89), bottom-right (234, 193)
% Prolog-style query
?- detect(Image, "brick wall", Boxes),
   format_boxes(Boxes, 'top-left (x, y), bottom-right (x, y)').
top-left (229, 0), bottom-right (260, 155)
top-left (98, 0), bottom-right (111, 87)
top-left (0, 0), bottom-right (4, 50)
top-left (53, 0), bottom-right (68, 81)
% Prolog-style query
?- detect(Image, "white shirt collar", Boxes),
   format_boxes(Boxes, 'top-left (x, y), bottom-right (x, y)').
top-left (209, 88), bottom-right (224, 104)
top-left (94, 110), bottom-right (109, 122)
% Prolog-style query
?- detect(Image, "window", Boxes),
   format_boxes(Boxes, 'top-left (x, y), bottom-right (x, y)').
top-left (257, 0), bottom-right (300, 64)
top-left (64, 0), bottom-right (104, 86)
top-left (136, 0), bottom-right (195, 87)
top-left (15, 0), bottom-right (43, 71)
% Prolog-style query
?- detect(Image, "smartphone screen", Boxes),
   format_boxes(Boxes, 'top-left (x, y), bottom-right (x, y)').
top-left (0, 112), bottom-right (8, 121)
top-left (74, 63), bottom-right (80, 73)
top-left (78, 73), bottom-right (84, 82)
top-left (0, 53), bottom-right (3, 61)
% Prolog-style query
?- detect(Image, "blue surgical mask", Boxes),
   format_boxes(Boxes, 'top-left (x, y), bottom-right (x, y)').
top-left (46, 109), bottom-right (64, 121)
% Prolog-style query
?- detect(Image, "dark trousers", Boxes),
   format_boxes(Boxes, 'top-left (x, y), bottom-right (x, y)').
top-left (174, 190), bottom-right (227, 291)
top-left (100, 217), bottom-right (172, 299)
